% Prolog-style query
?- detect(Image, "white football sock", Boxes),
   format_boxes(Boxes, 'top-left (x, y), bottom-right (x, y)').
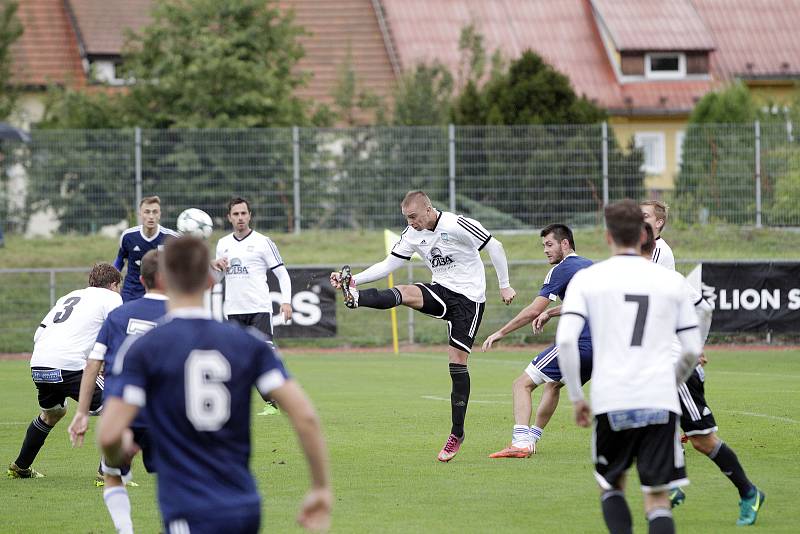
top-left (104, 486), bottom-right (134, 534)
top-left (511, 425), bottom-right (530, 448)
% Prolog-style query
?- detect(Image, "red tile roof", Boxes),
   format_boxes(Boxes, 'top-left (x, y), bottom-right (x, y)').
top-left (10, 0), bottom-right (86, 87)
top-left (591, 0), bottom-right (715, 51)
top-left (381, 0), bottom-right (716, 114)
top-left (279, 0), bottom-right (397, 121)
top-left (68, 0), bottom-right (151, 56)
top-left (693, 0), bottom-right (800, 78)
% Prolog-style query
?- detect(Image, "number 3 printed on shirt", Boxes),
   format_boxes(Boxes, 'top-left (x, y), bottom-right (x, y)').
top-left (185, 350), bottom-right (231, 431)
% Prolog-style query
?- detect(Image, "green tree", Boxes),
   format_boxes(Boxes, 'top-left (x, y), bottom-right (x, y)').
top-left (675, 83), bottom-right (759, 224)
top-left (392, 62), bottom-right (453, 126)
top-left (0, 0), bottom-right (23, 120)
top-left (450, 49), bottom-right (641, 225)
top-left (31, 0), bottom-right (311, 232)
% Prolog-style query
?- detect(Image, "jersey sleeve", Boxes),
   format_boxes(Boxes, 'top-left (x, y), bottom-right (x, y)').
top-left (560, 270), bottom-right (589, 321)
top-left (254, 342), bottom-right (290, 396)
top-left (455, 216), bottom-right (492, 251)
top-left (107, 336), bottom-right (148, 408)
top-left (539, 265), bottom-right (568, 301)
top-left (390, 228), bottom-right (415, 260)
top-left (264, 237), bottom-right (284, 270)
top-left (675, 279), bottom-right (699, 333)
top-left (113, 235), bottom-right (127, 271)
top-left (89, 319), bottom-right (112, 361)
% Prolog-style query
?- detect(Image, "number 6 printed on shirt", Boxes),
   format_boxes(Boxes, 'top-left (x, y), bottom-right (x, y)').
top-left (185, 350), bottom-right (232, 431)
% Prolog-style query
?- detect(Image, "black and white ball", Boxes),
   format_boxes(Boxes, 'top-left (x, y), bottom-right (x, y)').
top-left (176, 208), bottom-right (213, 239)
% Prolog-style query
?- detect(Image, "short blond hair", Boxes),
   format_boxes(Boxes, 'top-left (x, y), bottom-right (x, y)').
top-left (140, 195), bottom-right (161, 208)
top-left (640, 199), bottom-right (669, 229)
top-left (401, 190), bottom-right (432, 208)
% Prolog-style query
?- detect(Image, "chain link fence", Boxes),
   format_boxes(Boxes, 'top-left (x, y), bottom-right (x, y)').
top-left (3, 122), bottom-right (797, 235)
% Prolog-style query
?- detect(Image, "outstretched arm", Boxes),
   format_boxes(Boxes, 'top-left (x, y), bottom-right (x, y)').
top-left (269, 380), bottom-right (332, 532)
top-left (330, 254), bottom-right (407, 289)
top-left (68, 357), bottom-right (104, 447)
top-left (483, 238), bottom-right (515, 305)
top-left (482, 295), bottom-right (550, 351)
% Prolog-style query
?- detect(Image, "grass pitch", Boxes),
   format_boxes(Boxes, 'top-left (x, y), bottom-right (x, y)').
top-left (1, 348), bottom-right (798, 533)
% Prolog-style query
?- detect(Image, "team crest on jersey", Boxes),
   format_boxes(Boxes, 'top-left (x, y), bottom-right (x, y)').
top-left (247, 245), bottom-right (254, 252)
top-left (441, 233), bottom-right (449, 241)
top-left (227, 258), bottom-right (249, 275)
top-left (428, 247), bottom-right (454, 268)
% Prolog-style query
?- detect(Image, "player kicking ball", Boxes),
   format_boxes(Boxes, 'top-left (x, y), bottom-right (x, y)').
top-left (330, 191), bottom-right (516, 462)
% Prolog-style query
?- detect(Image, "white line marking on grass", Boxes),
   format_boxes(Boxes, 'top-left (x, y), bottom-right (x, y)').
top-left (720, 410), bottom-right (800, 424)
top-left (403, 353), bottom-right (525, 366)
top-left (712, 371), bottom-right (800, 379)
top-left (421, 395), bottom-right (508, 405)
top-left (0, 422), bottom-right (27, 426)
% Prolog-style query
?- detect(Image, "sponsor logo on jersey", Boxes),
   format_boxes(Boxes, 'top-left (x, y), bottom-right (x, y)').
top-left (227, 257), bottom-right (249, 275)
top-left (428, 247), bottom-right (454, 268)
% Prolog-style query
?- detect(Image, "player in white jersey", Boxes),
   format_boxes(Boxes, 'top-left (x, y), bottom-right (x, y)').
top-left (330, 191), bottom-right (516, 462)
top-left (641, 199), bottom-right (675, 270)
top-left (213, 197), bottom-right (292, 415)
top-left (639, 228), bottom-right (766, 526)
top-left (556, 200), bottom-right (702, 534)
top-left (7, 263), bottom-right (122, 479)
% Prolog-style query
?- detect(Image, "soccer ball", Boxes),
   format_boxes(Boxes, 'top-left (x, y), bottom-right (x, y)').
top-left (177, 208), bottom-right (213, 239)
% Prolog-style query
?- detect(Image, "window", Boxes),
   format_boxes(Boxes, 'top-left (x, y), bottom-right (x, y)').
top-left (634, 132), bottom-right (666, 174)
top-left (645, 53), bottom-right (686, 80)
top-left (675, 131), bottom-right (686, 170)
top-left (91, 60), bottom-right (127, 86)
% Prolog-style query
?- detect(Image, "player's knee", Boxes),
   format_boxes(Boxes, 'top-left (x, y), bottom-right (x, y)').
top-left (396, 285), bottom-right (422, 306)
top-left (41, 406), bottom-right (66, 425)
top-left (513, 374), bottom-right (535, 392)
top-left (689, 433), bottom-right (719, 455)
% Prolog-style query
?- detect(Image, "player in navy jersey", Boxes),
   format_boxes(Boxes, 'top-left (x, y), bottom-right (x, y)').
top-left (68, 250), bottom-right (167, 534)
top-left (482, 224), bottom-right (593, 458)
top-left (114, 196), bottom-right (179, 302)
top-left (99, 236), bottom-right (332, 534)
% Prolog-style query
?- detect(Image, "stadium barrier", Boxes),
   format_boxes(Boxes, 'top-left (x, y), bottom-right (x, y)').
top-left (690, 261), bottom-right (800, 334)
top-left (9, 259), bottom-right (794, 353)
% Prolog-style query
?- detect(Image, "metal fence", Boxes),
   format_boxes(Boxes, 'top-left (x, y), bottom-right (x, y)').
top-left (4, 121), bottom-right (796, 236)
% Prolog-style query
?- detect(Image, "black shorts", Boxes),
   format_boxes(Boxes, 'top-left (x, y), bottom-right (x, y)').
top-left (593, 411), bottom-right (688, 494)
top-left (678, 367), bottom-right (718, 436)
top-left (415, 283), bottom-right (485, 353)
top-left (228, 312), bottom-right (273, 342)
top-left (31, 367), bottom-right (103, 412)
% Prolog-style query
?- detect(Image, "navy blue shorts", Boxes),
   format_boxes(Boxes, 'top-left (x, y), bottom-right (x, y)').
top-left (166, 512), bottom-right (260, 534)
top-left (524, 342), bottom-right (593, 385)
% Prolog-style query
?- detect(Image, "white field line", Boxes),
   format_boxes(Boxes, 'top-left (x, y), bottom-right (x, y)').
top-left (421, 395), bottom-right (508, 405)
top-left (720, 410), bottom-right (800, 425)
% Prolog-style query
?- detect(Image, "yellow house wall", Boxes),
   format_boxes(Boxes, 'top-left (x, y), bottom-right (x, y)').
top-left (609, 115), bottom-right (690, 195)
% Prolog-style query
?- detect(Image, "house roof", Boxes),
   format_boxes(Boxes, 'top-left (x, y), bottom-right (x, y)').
top-left (590, 0), bottom-right (715, 52)
top-left (67, 0), bottom-right (151, 57)
top-left (693, 0), bottom-right (800, 79)
top-left (279, 0), bottom-right (398, 122)
top-left (10, 0), bottom-right (86, 87)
